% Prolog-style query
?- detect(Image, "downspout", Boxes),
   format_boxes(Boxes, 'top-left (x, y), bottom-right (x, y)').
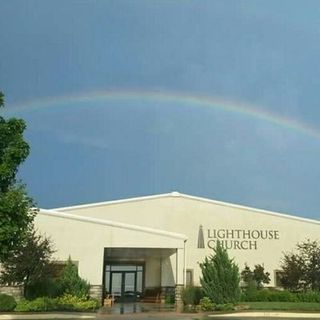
top-left (183, 239), bottom-right (187, 287)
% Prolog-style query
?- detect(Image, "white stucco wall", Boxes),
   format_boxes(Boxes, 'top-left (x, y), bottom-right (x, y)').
top-left (35, 211), bottom-right (185, 285)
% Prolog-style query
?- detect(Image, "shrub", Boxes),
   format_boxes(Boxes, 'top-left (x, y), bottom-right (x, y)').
top-left (200, 241), bottom-right (241, 304)
top-left (199, 297), bottom-right (215, 311)
top-left (296, 291), bottom-right (320, 303)
top-left (57, 294), bottom-right (99, 311)
top-left (0, 294), bottom-right (17, 312)
top-left (15, 297), bottom-right (58, 312)
top-left (214, 303), bottom-right (234, 311)
top-left (241, 289), bottom-right (298, 302)
top-left (26, 277), bottom-right (60, 299)
top-left (181, 286), bottom-right (203, 305)
top-left (57, 257), bottom-right (90, 298)
top-left (15, 295), bottom-right (100, 312)
top-left (165, 292), bottom-right (175, 304)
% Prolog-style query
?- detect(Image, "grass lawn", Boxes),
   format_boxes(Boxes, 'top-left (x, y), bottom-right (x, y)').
top-left (244, 301), bottom-right (320, 311)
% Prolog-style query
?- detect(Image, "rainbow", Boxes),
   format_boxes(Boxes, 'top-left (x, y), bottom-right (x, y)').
top-left (6, 89), bottom-right (320, 140)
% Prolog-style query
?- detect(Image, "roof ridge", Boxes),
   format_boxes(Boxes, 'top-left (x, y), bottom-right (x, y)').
top-left (47, 191), bottom-right (320, 226)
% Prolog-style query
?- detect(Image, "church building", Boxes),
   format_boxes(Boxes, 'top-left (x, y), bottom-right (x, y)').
top-left (33, 192), bottom-right (320, 302)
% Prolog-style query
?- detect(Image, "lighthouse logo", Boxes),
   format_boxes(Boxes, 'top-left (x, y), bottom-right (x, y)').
top-left (197, 225), bottom-right (205, 248)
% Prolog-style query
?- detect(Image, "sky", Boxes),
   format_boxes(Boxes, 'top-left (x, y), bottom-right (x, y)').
top-left (1, 0), bottom-right (320, 219)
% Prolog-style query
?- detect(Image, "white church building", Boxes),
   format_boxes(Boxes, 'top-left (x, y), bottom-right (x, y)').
top-left (33, 192), bottom-right (320, 302)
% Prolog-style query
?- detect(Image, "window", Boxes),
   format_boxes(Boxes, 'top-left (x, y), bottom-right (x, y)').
top-left (186, 269), bottom-right (194, 286)
top-left (274, 270), bottom-right (284, 287)
top-left (48, 261), bottom-right (68, 278)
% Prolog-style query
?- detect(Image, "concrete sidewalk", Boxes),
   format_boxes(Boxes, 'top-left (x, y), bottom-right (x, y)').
top-left (209, 312), bottom-right (320, 318)
top-left (0, 313), bottom-right (95, 319)
top-left (2, 311), bottom-right (320, 319)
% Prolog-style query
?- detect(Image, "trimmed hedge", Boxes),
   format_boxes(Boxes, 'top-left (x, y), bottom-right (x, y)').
top-left (15, 295), bottom-right (100, 312)
top-left (242, 289), bottom-right (320, 303)
top-left (0, 294), bottom-right (17, 312)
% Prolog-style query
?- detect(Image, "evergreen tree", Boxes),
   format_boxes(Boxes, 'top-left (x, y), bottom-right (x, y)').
top-left (200, 241), bottom-right (241, 304)
top-left (57, 256), bottom-right (90, 298)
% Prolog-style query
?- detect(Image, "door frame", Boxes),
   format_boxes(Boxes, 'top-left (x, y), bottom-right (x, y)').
top-left (103, 261), bottom-right (145, 302)
top-left (110, 271), bottom-right (137, 302)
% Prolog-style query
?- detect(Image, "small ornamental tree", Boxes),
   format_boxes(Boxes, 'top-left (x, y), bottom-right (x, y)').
top-left (200, 241), bottom-right (241, 304)
top-left (0, 229), bottom-right (54, 298)
top-left (280, 240), bottom-right (320, 292)
top-left (254, 264), bottom-right (271, 288)
top-left (57, 256), bottom-right (90, 298)
top-left (241, 264), bottom-right (270, 289)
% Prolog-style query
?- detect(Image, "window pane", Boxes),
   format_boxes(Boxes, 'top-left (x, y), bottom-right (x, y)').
top-left (111, 273), bottom-right (122, 297)
top-left (186, 270), bottom-right (193, 286)
top-left (136, 271), bottom-right (143, 293)
top-left (124, 273), bottom-right (135, 294)
top-left (111, 265), bottom-right (137, 271)
top-left (105, 271), bottom-right (110, 293)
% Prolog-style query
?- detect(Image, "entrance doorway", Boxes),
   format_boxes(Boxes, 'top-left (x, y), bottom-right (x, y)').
top-left (105, 264), bottom-right (143, 302)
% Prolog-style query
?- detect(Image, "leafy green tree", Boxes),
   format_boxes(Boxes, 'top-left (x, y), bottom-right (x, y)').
top-left (0, 229), bottom-right (55, 298)
top-left (241, 264), bottom-right (254, 284)
top-left (280, 240), bottom-right (320, 292)
top-left (241, 264), bottom-right (270, 289)
top-left (0, 92), bottom-right (3, 107)
top-left (0, 91), bottom-right (36, 261)
top-left (200, 241), bottom-right (241, 304)
top-left (57, 256), bottom-right (90, 298)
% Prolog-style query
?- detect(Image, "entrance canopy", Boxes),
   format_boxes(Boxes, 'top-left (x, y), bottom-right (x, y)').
top-left (104, 247), bottom-right (181, 302)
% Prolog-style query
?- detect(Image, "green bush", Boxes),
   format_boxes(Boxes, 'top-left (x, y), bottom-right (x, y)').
top-left (241, 289), bottom-right (298, 302)
top-left (296, 291), bottom-right (320, 303)
top-left (241, 288), bottom-right (320, 303)
top-left (15, 297), bottom-right (58, 312)
top-left (15, 295), bottom-right (100, 312)
top-left (26, 277), bottom-right (61, 299)
top-left (57, 257), bottom-right (90, 298)
top-left (214, 303), bottom-right (234, 311)
top-left (182, 286), bottom-right (203, 305)
top-left (199, 297), bottom-right (215, 311)
top-left (57, 294), bottom-right (99, 311)
top-left (164, 292), bottom-right (175, 304)
top-left (0, 294), bottom-right (17, 312)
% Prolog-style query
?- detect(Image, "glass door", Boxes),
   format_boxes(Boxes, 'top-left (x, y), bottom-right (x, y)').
top-left (105, 264), bottom-right (144, 302)
top-left (110, 272), bottom-right (122, 299)
top-left (123, 272), bottom-right (136, 302)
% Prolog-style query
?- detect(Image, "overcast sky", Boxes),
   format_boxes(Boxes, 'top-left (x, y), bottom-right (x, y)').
top-left (1, 0), bottom-right (320, 219)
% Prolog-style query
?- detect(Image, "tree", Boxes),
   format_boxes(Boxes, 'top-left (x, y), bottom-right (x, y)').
top-left (0, 91), bottom-right (36, 261)
top-left (200, 241), bottom-right (241, 304)
top-left (0, 229), bottom-right (55, 298)
top-left (57, 256), bottom-right (90, 298)
top-left (241, 264), bottom-right (270, 289)
top-left (280, 240), bottom-right (320, 292)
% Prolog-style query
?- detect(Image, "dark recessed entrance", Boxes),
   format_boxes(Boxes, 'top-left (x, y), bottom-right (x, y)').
top-left (105, 264), bottom-right (144, 302)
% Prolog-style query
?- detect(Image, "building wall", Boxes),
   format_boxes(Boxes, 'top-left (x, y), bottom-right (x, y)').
top-left (35, 212), bottom-right (184, 286)
top-left (145, 258), bottom-right (161, 288)
top-left (52, 194), bottom-right (320, 287)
